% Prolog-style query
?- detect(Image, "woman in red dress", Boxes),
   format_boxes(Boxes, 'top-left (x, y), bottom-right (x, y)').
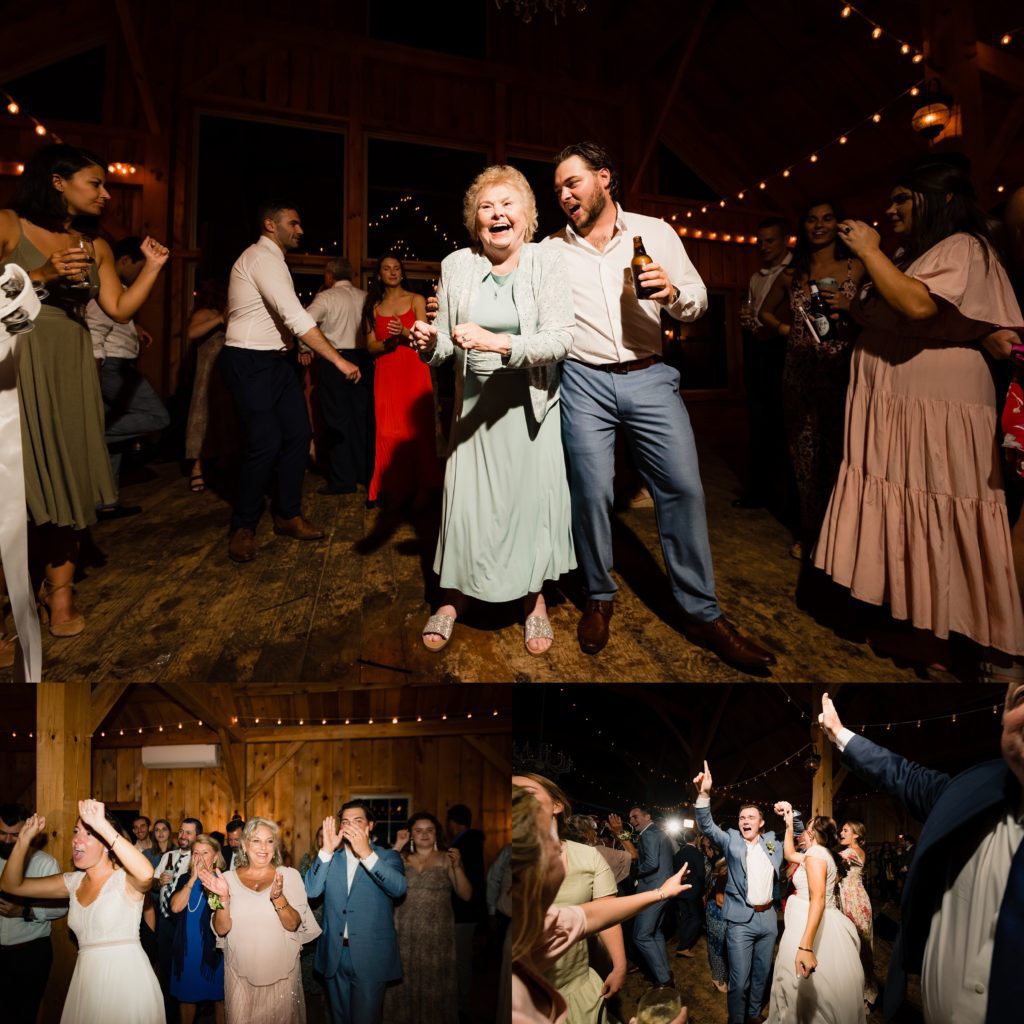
top-left (364, 254), bottom-right (442, 508)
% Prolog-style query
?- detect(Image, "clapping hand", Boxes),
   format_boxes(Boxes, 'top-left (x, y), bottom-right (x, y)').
top-left (268, 871), bottom-right (284, 902)
top-left (818, 693), bottom-right (843, 744)
top-left (693, 760), bottom-right (713, 798)
top-left (321, 816), bottom-right (344, 855)
top-left (410, 320), bottom-right (437, 355)
top-left (197, 867), bottom-right (228, 898)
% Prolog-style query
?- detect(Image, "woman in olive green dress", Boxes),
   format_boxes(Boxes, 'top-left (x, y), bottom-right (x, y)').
top-left (0, 144), bottom-right (169, 647)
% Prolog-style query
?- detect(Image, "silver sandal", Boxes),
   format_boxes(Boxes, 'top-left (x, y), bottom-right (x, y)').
top-left (422, 613), bottom-right (456, 652)
top-left (524, 615), bottom-right (554, 656)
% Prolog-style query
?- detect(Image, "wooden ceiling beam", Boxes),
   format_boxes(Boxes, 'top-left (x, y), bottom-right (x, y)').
top-left (243, 720), bottom-right (507, 743)
top-left (628, 0), bottom-right (715, 198)
top-left (245, 741), bottom-right (305, 802)
top-left (113, 0), bottom-right (161, 135)
top-left (462, 735), bottom-right (511, 777)
top-left (154, 683), bottom-right (242, 742)
top-left (0, 28), bottom-right (110, 85)
top-left (89, 681), bottom-right (132, 732)
top-left (975, 42), bottom-right (1024, 95)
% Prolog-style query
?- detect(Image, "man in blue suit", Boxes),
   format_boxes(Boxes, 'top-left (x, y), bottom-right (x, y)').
top-left (304, 801), bottom-right (407, 1024)
top-left (628, 805), bottom-right (676, 987)
top-left (694, 761), bottom-right (803, 1024)
top-left (819, 690), bottom-right (1023, 1024)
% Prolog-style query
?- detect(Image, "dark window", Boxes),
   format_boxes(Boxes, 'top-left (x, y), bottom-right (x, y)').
top-left (2, 46), bottom-right (106, 125)
top-left (657, 142), bottom-right (719, 202)
top-left (195, 115), bottom-right (345, 282)
top-left (367, 139), bottom-right (486, 262)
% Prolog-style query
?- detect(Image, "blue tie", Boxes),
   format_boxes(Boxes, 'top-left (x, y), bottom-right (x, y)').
top-left (985, 831), bottom-right (1024, 1023)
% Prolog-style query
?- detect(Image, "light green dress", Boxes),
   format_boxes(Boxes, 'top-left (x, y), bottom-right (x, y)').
top-left (545, 841), bottom-right (620, 1024)
top-left (8, 229), bottom-right (115, 527)
top-left (433, 268), bottom-right (575, 600)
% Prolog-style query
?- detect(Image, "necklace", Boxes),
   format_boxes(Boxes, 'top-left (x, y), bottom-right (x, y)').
top-left (187, 882), bottom-right (204, 913)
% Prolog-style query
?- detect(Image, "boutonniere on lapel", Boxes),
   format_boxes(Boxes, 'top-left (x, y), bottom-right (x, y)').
top-left (765, 841), bottom-right (776, 855)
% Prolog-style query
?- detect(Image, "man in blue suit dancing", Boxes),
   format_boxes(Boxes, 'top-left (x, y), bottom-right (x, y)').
top-left (628, 804), bottom-right (676, 988)
top-left (304, 801), bottom-right (407, 1024)
top-left (694, 761), bottom-right (803, 1024)
top-left (819, 689), bottom-right (1023, 1024)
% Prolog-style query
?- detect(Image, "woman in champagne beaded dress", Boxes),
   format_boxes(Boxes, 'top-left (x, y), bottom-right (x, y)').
top-left (382, 812), bottom-right (472, 1024)
top-left (0, 800), bottom-right (164, 1023)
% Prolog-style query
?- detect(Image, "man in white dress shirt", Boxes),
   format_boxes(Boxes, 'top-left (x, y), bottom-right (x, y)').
top-left (220, 202), bottom-right (362, 563)
top-left (819, 690), bottom-right (1024, 1024)
top-left (547, 141), bottom-right (775, 672)
top-left (0, 803), bottom-right (68, 1023)
top-left (305, 259), bottom-right (373, 496)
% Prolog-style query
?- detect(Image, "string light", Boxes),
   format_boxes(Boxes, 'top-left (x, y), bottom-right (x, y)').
top-left (368, 193), bottom-right (459, 253)
top-left (1, 86), bottom-right (63, 143)
top-left (835, 3), bottom-right (925, 63)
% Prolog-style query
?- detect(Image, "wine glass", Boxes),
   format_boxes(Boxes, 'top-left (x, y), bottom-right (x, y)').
top-left (69, 235), bottom-right (95, 290)
top-left (635, 986), bottom-right (682, 1024)
top-left (739, 297), bottom-right (755, 330)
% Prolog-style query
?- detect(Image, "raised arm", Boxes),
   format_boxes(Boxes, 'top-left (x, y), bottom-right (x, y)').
top-left (0, 815), bottom-right (69, 900)
top-left (581, 864), bottom-right (690, 935)
top-left (606, 814), bottom-right (638, 861)
top-left (77, 800), bottom-right (153, 895)
top-left (693, 761), bottom-right (730, 852)
top-left (776, 803), bottom-right (804, 865)
top-left (94, 237), bottom-right (169, 324)
top-left (446, 847), bottom-right (472, 902)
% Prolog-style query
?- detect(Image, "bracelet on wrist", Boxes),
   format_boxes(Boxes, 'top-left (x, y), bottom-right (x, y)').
top-left (798, 945), bottom-right (813, 953)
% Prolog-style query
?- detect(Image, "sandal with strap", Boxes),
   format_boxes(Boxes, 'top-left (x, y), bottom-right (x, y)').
top-left (189, 473), bottom-right (206, 493)
top-left (38, 580), bottom-right (86, 638)
top-left (524, 614), bottom-right (554, 656)
top-left (422, 613), bottom-right (456, 652)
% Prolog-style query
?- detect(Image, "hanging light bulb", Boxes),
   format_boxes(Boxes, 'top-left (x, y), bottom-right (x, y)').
top-left (871, 26), bottom-right (882, 39)
top-left (6, 100), bottom-right (19, 114)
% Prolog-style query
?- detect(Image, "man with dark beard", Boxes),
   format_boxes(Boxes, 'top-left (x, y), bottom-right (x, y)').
top-left (546, 141), bottom-right (775, 672)
top-left (0, 803), bottom-right (67, 1023)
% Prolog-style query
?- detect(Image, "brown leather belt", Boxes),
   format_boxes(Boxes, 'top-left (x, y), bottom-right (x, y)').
top-left (593, 355), bottom-right (662, 374)
top-left (751, 901), bottom-right (774, 913)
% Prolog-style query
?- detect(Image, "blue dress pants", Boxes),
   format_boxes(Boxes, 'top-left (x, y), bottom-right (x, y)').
top-left (323, 943), bottom-right (388, 1024)
top-left (632, 896), bottom-right (672, 985)
top-left (219, 346), bottom-right (311, 532)
top-left (560, 359), bottom-right (720, 622)
top-left (725, 908), bottom-right (776, 1024)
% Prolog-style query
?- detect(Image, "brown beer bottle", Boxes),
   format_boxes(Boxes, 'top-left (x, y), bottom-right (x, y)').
top-left (631, 235), bottom-right (657, 299)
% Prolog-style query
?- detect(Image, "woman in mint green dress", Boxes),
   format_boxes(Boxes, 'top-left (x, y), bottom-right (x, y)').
top-left (412, 165), bottom-right (576, 654)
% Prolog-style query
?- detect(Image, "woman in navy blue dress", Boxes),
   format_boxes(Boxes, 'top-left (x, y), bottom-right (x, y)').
top-left (169, 834), bottom-right (226, 1023)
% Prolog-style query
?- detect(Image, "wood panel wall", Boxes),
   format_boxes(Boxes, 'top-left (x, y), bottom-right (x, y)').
top-left (88, 735), bottom-right (509, 868)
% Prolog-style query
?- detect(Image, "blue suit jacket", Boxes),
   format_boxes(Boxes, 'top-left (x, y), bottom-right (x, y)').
top-left (840, 733), bottom-right (1019, 1022)
top-left (304, 844), bottom-right (407, 982)
top-left (634, 823), bottom-right (675, 894)
top-left (696, 803), bottom-right (802, 924)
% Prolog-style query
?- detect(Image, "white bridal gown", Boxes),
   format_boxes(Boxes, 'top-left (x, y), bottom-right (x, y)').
top-left (767, 845), bottom-right (866, 1024)
top-left (61, 869), bottom-right (164, 1023)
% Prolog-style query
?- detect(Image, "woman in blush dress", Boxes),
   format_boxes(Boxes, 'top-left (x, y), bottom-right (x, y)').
top-left (364, 254), bottom-right (441, 510)
top-left (168, 834), bottom-right (226, 1024)
top-left (382, 812), bottom-right (472, 1024)
top-left (838, 821), bottom-right (877, 1013)
top-left (199, 817), bottom-right (320, 1024)
top-left (767, 805), bottom-right (864, 1024)
top-left (0, 800), bottom-right (164, 1023)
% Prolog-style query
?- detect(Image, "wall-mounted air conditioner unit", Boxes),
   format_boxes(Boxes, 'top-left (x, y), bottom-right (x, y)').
top-left (141, 745), bottom-right (221, 769)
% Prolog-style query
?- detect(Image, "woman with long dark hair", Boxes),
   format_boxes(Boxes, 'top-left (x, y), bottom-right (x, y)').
top-left (761, 200), bottom-right (865, 557)
top-left (0, 144), bottom-right (168, 638)
top-left (766, 806), bottom-right (863, 1023)
top-left (815, 156), bottom-right (1024, 674)
top-left (382, 812), bottom-right (471, 1024)
top-left (363, 254), bottom-right (441, 509)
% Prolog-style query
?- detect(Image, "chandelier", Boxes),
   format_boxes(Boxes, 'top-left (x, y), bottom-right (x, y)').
top-left (513, 740), bottom-right (574, 777)
top-left (494, 0), bottom-right (588, 24)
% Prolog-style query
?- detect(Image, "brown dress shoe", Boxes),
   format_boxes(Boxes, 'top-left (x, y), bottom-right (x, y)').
top-left (683, 615), bottom-right (777, 671)
top-left (272, 515), bottom-right (325, 540)
top-left (228, 527), bottom-right (256, 563)
top-left (578, 599), bottom-right (614, 655)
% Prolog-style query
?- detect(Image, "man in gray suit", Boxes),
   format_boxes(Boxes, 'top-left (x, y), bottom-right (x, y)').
top-left (694, 761), bottom-right (803, 1024)
top-left (628, 805), bottom-right (676, 987)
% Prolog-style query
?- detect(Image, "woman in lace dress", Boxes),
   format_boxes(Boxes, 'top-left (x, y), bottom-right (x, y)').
top-left (0, 799), bottom-right (163, 1023)
top-left (838, 821), bottom-right (877, 1012)
top-left (382, 812), bottom-right (472, 1023)
top-left (199, 818), bottom-right (320, 1024)
top-left (767, 805), bottom-right (864, 1024)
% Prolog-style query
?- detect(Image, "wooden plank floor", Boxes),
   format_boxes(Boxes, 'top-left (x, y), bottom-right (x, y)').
top-left (4, 453), bottom-right (920, 684)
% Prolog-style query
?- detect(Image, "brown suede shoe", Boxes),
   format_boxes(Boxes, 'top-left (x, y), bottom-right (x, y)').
top-left (272, 515), bottom-right (325, 540)
top-left (578, 599), bottom-right (614, 655)
top-left (684, 615), bottom-right (776, 672)
top-left (228, 527), bottom-right (256, 563)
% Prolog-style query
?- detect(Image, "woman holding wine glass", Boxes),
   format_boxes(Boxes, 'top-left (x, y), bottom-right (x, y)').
top-left (0, 143), bottom-right (169, 642)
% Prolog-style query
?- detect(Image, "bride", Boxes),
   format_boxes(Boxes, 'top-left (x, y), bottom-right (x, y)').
top-left (0, 799), bottom-right (164, 1022)
top-left (766, 802), bottom-right (864, 1024)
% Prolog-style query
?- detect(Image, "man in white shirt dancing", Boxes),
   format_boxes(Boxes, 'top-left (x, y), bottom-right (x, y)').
top-left (220, 202), bottom-right (362, 563)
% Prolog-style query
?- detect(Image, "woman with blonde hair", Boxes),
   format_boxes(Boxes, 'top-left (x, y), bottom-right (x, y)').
top-left (838, 820), bottom-right (877, 1013)
top-left (199, 817), bottom-right (320, 1023)
top-left (413, 165), bottom-right (576, 655)
top-left (511, 786), bottom-right (689, 1024)
top-left (168, 834), bottom-right (226, 1023)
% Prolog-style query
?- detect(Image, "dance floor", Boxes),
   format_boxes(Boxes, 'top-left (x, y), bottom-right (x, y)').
top-left (6, 451), bottom-right (919, 684)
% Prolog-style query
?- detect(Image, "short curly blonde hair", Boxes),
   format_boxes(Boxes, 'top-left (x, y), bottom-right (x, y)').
top-left (462, 165), bottom-right (538, 248)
